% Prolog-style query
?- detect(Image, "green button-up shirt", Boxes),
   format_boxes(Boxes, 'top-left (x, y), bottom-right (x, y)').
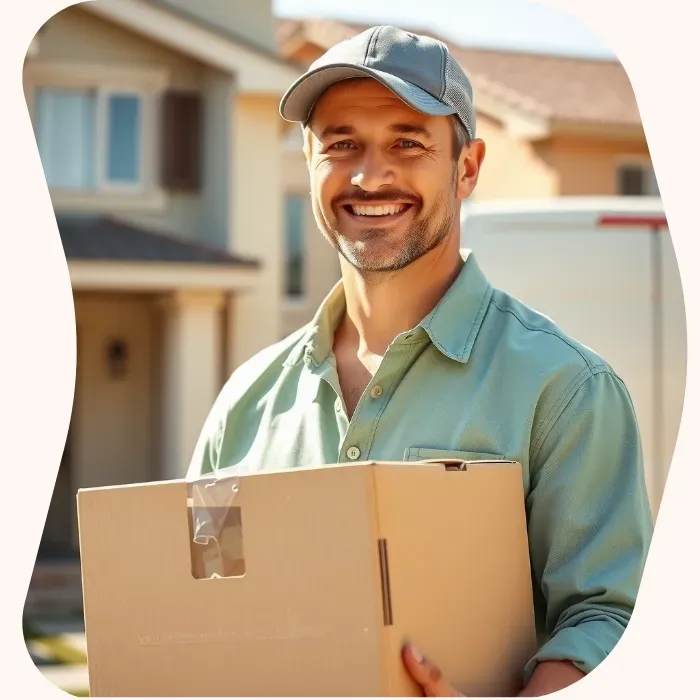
top-left (187, 249), bottom-right (652, 682)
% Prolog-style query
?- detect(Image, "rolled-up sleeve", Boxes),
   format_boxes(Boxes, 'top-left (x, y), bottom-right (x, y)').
top-left (523, 368), bottom-right (653, 681)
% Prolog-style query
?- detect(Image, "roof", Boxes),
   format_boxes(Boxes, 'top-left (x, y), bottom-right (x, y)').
top-left (276, 18), bottom-right (641, 128)
top-left (449, 46), bottom-right (639, 126)
top-left (57, 215), bottom-right (259, 267)
top-left (144, 0), bottom-right (300, 70)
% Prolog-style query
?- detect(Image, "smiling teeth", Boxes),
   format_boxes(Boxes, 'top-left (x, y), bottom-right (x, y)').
top-left (351, 204), bottom-right (404, 216)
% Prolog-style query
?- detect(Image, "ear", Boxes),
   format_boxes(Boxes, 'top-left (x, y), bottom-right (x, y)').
top-left (456, 138), bottom-right (486, 201)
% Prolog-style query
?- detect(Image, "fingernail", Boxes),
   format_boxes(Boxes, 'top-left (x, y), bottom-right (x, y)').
top-left (408, 644), bottom-right (424, 664)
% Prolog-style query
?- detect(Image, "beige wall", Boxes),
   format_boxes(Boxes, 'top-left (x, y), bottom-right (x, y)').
top-left (538, 135), bottom-right (652, 196)
top-left (474, 121), bottom-right (652, 200)
top-left (281, 143), bottom-right (341, 337)
top-left (36, 6), bottom-right (205, 86)
top-left (474, 114), bottom-right (559, 200)
top-left (230, 95), bottom-right (284, 365)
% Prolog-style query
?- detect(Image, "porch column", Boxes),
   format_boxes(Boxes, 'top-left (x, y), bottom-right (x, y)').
top-left (159, 290), bottom-right (225, 481)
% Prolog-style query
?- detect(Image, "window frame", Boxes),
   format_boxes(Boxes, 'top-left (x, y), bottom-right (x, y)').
top-left (24, 61), bottom-right (168, 211)
top-left (95, 86), bottom-right (149, 194)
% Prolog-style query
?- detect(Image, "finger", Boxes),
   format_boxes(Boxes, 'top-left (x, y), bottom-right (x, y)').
top-left (401, 643), bottom-right (462, 697)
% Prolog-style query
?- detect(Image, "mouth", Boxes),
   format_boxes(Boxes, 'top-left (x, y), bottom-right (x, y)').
top-left (341, 202), bottom-right (414, 225)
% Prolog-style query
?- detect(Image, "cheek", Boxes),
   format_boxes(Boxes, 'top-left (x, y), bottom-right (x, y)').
top-left (410, 159), bottom-right (455, 205)
top-left (311, 163), bottom-right (342, 212)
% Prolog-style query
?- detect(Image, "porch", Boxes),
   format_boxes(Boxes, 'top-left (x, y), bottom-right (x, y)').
top-left (25, 214), bottom-right (261, 615)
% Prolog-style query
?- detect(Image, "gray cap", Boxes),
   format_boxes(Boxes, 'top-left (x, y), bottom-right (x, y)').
top-left (279, 25), bottom-right (476, 139)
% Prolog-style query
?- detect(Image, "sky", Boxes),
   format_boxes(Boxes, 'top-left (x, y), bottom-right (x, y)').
top-left (273, 0), bottom-right (615, 59)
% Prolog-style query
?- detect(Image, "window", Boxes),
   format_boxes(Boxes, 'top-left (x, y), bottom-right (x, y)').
top-left (35, 87), bottom-right (144, 191)
top-left (284, 194), bottom-right (306, 299)
top-left (617, 164), bottom-right (660, 196)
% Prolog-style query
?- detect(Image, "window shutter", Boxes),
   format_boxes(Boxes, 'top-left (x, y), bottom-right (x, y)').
top-left (617, 165), bottom-right (645, 196)
top-left (161, 90), bottom-right (202, 192)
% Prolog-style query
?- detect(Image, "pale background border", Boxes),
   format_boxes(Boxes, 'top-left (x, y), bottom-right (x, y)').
top-left (0, 0), bottom-right (696, 697)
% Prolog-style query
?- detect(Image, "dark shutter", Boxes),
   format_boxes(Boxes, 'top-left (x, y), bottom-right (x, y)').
top-left (617, 165), bottom-right (645, 196)
top-left (161, 90), bottom-right (203, 192)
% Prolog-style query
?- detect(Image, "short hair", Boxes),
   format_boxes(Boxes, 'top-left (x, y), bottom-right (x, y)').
top-left (450, 115), bottom-right (472, 161)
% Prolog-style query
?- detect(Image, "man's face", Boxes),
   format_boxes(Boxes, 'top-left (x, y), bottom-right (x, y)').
top-left (304, 79), bottom-right (482, 273)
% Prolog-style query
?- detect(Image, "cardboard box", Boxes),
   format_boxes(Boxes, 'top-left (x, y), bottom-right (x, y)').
top-left (78, 460), bottom-right (537, 697)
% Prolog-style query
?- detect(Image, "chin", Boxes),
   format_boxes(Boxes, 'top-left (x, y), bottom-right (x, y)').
top-left (339, 241), bottom-right (419, 273)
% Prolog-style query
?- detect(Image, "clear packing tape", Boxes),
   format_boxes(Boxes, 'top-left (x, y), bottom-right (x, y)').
top-left (186, 467), bottom-right (245, 580)
top-left (184, 458), bottom-right (475, 579)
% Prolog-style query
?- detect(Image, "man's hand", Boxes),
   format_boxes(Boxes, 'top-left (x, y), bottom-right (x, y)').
top-left (401, 644), bottom-right (462, 697)
top-left (402, 644), bottom-right (586, 697)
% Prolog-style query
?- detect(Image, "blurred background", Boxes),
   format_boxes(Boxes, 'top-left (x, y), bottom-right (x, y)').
top-left (21, 0), bottom-right (683, 695)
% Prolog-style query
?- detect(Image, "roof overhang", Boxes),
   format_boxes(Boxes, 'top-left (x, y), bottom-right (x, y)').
top-left (548, 119), bottom-right (646, 142)
top-left (69, 260), bottom-right (261, 293)
top-left (81, 0), bottom-right (301, 95)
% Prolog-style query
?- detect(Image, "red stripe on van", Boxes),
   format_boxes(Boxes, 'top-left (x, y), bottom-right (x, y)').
top-left (597, 215), bottom-right (667, 228)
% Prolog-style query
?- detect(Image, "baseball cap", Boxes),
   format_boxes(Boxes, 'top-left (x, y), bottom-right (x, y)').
top-left (279, 25), bottom-right (476, 140)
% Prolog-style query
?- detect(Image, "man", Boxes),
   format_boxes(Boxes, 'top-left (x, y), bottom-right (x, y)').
top-left (188, 26), bottom-right (652, 697)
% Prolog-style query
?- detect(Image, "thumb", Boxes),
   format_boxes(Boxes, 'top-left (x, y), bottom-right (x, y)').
top-left (402, 643), bottom-right (462, 697)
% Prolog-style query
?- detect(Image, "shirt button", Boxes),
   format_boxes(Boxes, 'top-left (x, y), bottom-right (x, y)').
top-left (346, 446), bottom-right (361, 460)
top-left (335, 399), bottom-right (342, 412)
top-left (370, 385), bottom-right (383, 399)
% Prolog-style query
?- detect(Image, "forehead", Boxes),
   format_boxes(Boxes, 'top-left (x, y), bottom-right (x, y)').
top-left (310, 78), bottom-right (430, 127)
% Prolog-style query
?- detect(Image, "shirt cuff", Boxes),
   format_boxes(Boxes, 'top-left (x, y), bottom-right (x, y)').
top-left (523, 620), bottom-right (622, 684)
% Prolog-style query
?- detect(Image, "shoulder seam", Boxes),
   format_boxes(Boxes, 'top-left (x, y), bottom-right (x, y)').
top-left (490, 296), bottom-right (600, 372)
top-left (530, 364), bottom-right (619, 465)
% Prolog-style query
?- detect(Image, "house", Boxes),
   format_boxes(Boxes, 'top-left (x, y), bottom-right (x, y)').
top-left (275, 18), bottom-right (659, 336)
top-left (23, 0), bottom-right (300, 613)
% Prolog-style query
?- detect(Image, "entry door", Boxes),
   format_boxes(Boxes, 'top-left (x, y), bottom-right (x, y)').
top-left (72, 296), bottom-right (156, 523)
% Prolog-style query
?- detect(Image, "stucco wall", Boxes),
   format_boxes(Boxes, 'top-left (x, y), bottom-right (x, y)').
top-left (538, 135), bottom-right (652, 196)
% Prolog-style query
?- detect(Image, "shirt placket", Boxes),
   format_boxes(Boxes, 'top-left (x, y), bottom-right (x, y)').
top-left (338, 336), bottom-right (418, 463)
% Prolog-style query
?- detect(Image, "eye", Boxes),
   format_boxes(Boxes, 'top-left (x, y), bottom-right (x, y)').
top-left (396, 139), bottom-right (423, 149)
top-left (327, 140), bottom-right (356, 151)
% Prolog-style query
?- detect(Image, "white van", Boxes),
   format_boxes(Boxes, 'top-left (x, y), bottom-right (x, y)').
top-left (460, 197), bottom-right (684, 519)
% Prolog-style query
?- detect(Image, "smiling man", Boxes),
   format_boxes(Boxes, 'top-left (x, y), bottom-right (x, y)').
top-left (187, 26), bottom-right (652, 697)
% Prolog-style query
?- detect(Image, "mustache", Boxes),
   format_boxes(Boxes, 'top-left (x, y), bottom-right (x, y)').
top-left (332, 189), bottom-right (422, 207)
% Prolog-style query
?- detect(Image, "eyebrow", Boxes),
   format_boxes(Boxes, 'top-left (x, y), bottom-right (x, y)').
top-left (318, 123), bottom-right (434, 141)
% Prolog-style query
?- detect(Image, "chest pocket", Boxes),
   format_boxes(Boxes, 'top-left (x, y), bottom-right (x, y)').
top-left (404, 447), bottom-right (506, 462)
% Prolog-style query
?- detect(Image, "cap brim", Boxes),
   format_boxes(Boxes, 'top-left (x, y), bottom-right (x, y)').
top-left (279, 63), bottom-right (456, 124)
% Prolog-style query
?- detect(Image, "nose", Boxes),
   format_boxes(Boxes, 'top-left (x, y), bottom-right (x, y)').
top-left (350, 147), bottom-right (395, 191)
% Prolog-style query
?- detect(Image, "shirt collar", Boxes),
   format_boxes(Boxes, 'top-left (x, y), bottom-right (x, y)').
top-left (418, 249), bottom-right (494, 363)
top-left (286, 249), bottom-right (493, 368)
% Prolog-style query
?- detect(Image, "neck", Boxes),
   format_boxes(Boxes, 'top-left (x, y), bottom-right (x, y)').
top-left (338, 237), bottom-right (463, 356)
